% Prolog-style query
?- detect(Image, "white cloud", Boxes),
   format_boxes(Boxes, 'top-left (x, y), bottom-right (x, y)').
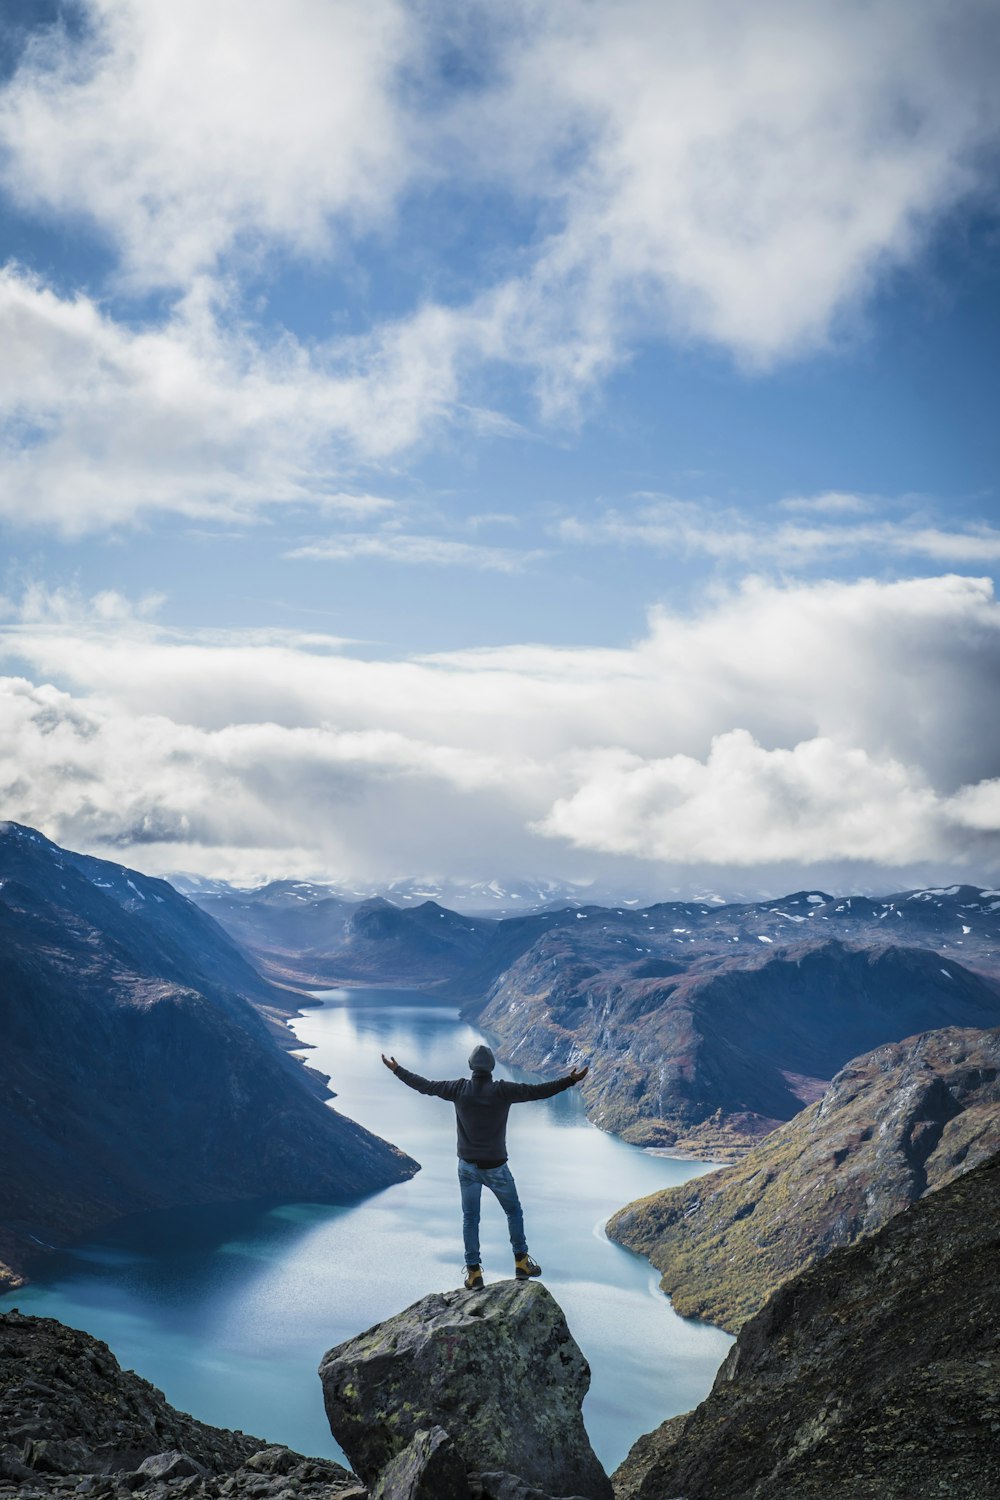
top-left (559, 496), bottom-right (1000, 566)
top-left (0, 267), bottom-right (475, 531)
top-left (286, 532), bottom-right (541, 572)
top-left (0, 0), bottom-right (415, 288)
top-left (443, 0), bottom-right (1000, 400)
top-left (536, 731), bottom-right (945, 864)
top-left (2, 574), bottom-right (1000, 882)
top-left (0, 0), bottom-right (995, 533)
top-left (778, 492), bottom-right (877, 515)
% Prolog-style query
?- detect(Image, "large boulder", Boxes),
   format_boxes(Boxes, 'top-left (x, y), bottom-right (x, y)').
top-left (319, 1281), bottom-right (612, 1500)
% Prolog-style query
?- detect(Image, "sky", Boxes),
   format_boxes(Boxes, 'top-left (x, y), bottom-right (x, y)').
top-left (1, 0), bottom-right (1000, 898)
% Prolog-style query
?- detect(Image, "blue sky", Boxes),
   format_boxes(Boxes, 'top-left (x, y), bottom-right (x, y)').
top-left (1, 0), bottom-right (999, 894)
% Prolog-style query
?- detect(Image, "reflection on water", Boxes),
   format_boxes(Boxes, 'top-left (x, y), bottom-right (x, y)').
top-left (4, 988), bottom-right (733, 1470)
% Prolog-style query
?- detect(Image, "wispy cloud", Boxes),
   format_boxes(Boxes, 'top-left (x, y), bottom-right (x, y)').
top-left (286, 532), bottom-right (543, 572)
top-left (778, 492), bottom-right (877, 515)
top-left (558, 497), bottom-right (1000, 565)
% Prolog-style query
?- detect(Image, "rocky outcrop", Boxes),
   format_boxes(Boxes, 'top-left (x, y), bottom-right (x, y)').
top-left (0, 824), bottom-right (417, 1289)
top-left (607, 1023), bottom-right (1000, 1331)
top-left (613, 1151), bottom-right (1000, 1500)
top-left (472, 930), bottom-right (1000, 1154)
top-left (319, 1281), bottom-right (612, 1500)
top-left (0, 1308), bottom-right (361, 1498)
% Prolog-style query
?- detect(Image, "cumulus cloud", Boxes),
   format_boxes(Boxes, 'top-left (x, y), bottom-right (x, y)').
top-left (444, 0), bottom-right (1000, 400)
top-left (537, 732), bottom-right (945, 864)
top-left (0, 0), bottom-right (415, 287)
top-left (0, 267), bottom-right (479, 531)
top-left (2, 574), bottom-right (1000, 883)
top-left (0, 1), bottom-right (997, 539)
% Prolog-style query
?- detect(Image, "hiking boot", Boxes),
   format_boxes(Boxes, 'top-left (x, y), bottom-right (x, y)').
top-left (464, 1264), bottom-right (484, 1290)
top-left (514, 1253), bottom-right (541, 1280)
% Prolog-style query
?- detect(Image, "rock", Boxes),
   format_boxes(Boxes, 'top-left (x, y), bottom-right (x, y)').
top-left (134, 1452), bottom-right (208, 1482)
top-left (371, 1426), bottom-right (470, 1499)
top-left (0, 1309), bottom-right (266, 1474)
top-left (608, 1023), bottom-right (1000, 1332)
top-left (0, 1445), bottom-right (33, 1482)
top-left (319, 1281), bottom-right (611, 1500)
top-left (242, 1448), bottom-right (300, 1476)
top-left (22, 1437), bottom-right (96, 1474)
top-left (614, 1151), bottom-right (1000, 1500)
top-left (473, 1473), bottom-right (592, 1500)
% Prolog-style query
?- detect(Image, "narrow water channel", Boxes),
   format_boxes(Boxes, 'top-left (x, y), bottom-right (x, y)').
top-left (5, 989), bottom-right (733, 1472)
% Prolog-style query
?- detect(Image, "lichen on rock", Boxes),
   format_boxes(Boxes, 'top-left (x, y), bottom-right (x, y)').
top-left (319, 1281), bottom-right (612, 1500)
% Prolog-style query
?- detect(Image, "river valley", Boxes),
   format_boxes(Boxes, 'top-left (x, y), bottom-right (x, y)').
top-left (4, 988), bottom-right (733, 1472)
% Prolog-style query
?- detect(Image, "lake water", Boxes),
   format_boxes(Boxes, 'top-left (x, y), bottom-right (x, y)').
top-left (4, 989), bottom-right (733, 1472)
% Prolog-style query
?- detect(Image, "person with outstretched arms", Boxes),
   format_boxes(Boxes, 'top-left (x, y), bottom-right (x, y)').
top-left (382, 1044), bottom-right (589, 1289)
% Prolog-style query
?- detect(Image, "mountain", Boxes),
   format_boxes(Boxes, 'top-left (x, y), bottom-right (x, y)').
top-left (0, 823), bottom-right (416, 1290)
top-left (175, 871), bottom-right (650, 918)
top-left (186, 879), bottom-right (1000, 986)
top-left (187, 881), bottom-right (498, 986)
top-left (178, 871), bottom-right (1000, 1152)
top-left (178, 878), bottom-right (357, 986)
top-left (613, 1150), bottom-right (1000, 1500)
top-left (467, 929), bottom-right (1000, 1155)
top-left (607, 1023), bottom-right (1000, 1331)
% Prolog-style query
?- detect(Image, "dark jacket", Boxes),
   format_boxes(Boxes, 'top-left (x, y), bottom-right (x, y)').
top-left (393, 1065), bottom-right (574, 1164)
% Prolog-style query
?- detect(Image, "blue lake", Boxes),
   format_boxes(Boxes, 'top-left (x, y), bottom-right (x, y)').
top-left (4, 989), bottom-right (733, 1472)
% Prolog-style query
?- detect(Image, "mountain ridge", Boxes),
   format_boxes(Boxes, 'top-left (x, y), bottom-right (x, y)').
top-left (606, 1021), bottom-right (1000, 1330)
top-left (0, 824), bottom-right (417, 1290)
top-left (612, 1150), bottom-right (1000, 1500)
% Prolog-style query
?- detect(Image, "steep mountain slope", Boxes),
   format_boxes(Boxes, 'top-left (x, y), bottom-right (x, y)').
top-left (613, 1151), bottom-right (1000, 1500)
top-left (471, 929), bottom-right (1000, 1154)
top-left (0, 825), bottom-right (416, 1290)
top-left (183, 878), bottom-right (356, 985)
top-left (607, 1024), bottom-right (1000, 1330)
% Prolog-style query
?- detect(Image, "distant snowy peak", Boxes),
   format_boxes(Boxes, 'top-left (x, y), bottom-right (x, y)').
top-left (167, 871), bottom-right (648, 915)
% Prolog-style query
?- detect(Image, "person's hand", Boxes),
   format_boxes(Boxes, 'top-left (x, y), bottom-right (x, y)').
top-left (381, 1054), bottom-right (399, 1072)
top-left (568, 1064), bottom-right (589, 1084)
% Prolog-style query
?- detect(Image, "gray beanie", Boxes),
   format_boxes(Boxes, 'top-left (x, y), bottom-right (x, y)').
top-left (468, 1044), bottom-right (496, 1073)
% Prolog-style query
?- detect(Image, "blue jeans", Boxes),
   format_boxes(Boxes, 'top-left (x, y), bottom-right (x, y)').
top-left (458, 1160), bottom-right (528, 1266)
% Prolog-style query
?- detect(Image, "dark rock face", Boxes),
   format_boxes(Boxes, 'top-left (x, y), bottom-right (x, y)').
top-left (473, 932), bottom-right (1000, 1155)
top-left (607, 1023), bottom-right (1000, 1331)
top-left (319, 1281), bottom-right (612, 1500)
top-left (0, 1308), bottom-right (364, 1497)
top-left (613, 1152), bottom-right (1000, 1500)
top-left (371, 1426), bottom-right (469, 1500)
top-left (0, 823), bottom-right (416, 1288)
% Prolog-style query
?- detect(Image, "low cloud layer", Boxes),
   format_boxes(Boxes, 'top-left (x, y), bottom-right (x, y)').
top-left (2, 575), bottom-right (999, 889)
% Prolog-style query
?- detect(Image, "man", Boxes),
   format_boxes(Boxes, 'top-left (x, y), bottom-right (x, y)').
top-left (381, 1044), bottom-right (590, 1290)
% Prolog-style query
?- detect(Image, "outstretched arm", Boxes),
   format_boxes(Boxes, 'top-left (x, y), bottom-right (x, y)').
top-left (381, 1055), bottom-right (463, 1100)
top-left (500, 1063), bottom-right (590, 1103)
